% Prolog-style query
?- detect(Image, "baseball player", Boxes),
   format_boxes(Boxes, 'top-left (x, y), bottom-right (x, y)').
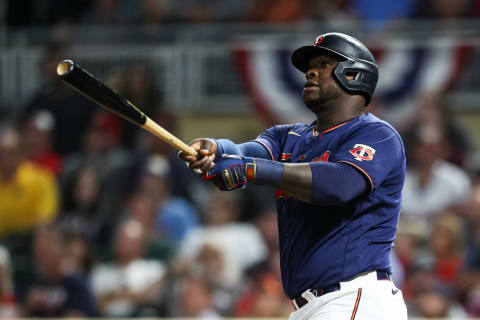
top-left (180, 32), bottom-right (407, 320)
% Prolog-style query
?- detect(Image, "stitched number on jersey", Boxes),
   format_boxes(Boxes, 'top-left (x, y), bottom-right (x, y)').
top-left (349, 144), bottom-right (375, 161)
top-left (312, 151), bottom-right (330, 163)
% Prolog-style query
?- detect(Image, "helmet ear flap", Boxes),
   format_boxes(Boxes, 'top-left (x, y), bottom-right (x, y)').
top-left (333, 59), bottom-right (378, 106)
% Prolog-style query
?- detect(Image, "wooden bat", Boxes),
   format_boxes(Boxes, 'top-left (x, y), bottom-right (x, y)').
top-left (56, 59), bottom-right (197, 157)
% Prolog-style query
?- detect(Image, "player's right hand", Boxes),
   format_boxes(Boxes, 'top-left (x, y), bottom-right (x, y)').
top-left (178, 138), bottom-right (217, 173)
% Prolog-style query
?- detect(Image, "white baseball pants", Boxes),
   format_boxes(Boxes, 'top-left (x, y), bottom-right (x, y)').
top-left (288, 271), bottom-right (408, 320)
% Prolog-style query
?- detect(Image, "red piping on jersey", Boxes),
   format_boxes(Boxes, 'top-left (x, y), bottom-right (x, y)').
top-left (337, 160), bottom-right (374, 192)
top-left (323, 121), bottom-right (350, 133)
top-left (349, 288), bottom-right (362, 320)
top-left (314, 121), bottom-right (350, 137)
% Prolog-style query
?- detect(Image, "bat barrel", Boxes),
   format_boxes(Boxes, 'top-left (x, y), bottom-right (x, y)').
top-left (56, 59), bottom-right (198, 157)
top-left (56, 59), bottom-right (147, 127)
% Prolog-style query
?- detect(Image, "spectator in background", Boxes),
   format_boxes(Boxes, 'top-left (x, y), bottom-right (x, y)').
top-left (119, 63), bottom-right (161, 148)
top-left (253, 207), bottom-right (279, 251)
top-left (61, 110), bottom-right (132, 213)
top-left (116, 63), bottom-right (198, 201)
top-left (139, 0), bottom-right (175, 24)
top-left (0, 245), bottom-right (17, 317)
top-left (138, 155), bottom-right (199, 244)
top-left (0, 125), bottom-right (59, 237)
top-left (134, 112), bottom-right (198, 201)
top-left (176, 189), bottom-right (267, 289)
top-left (80, 0), bottom-right (135, 24)
top-left (463, 176), bottom-right (480, 272)
top-left (170, 244), bottom-right (230, 316)
top-left (22, 41), bottom-right (97, 156)
top-left (413, 0), bottom-right (474, 20)
top-left (61, 231), bottom-right (95, 276)
top-left (466, 285), bottom-right (480, 317)
top-left (429, 214), bottom-right (465, 286)
top-left (21, 110), bottom-right (62, 175)
top-left (400, 213), bottom-right (469, 318)
top-left (91, 218), bottom-right (167, 317)
top-left (405, 266), bottom-right (468, 318)
top-left (302, 0), bottom-right (352, 23)
top-left (172, 190), bottom-right (267, 316)
top-left (411, 289), bottom-right (466, 318)
top-left (415, 91), bottom-right (471, 167)
top-left (234, 208), bottom-right (289, 317)
top-left (235, 247), bottom-right (289, 317)
top-left (172, 0), bottom-right (254, 23)
top-left (123, 193), bottom-right (176, 262)
top-left (57, 167), bottom-right (113, 260)
top-left (177, 275), bottom-right (221, 318)
top-left (455, 177), bottom-right (480, 314)
top-left (130, 0), bottom-right (179, 41)
top-left (349, 0), bottom-right (416, 30)
top-left (394, 220), bottom-right (426, 297)
top-left (244, 0), bottom-right (303, 23)
top-left (401, 123), bottom-right (471, 230)
top-left (0, 124), bottom-right (59, 303)
top-left (113, 63), bottom-right (200, 201)
top-left (23, 225), bottom-right (96, 317)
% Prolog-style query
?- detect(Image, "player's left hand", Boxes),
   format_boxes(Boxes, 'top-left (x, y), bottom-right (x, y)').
top-left (178, 138), bottom-right (217, 174)
top-left (203, 154), bottom-right (254, 191)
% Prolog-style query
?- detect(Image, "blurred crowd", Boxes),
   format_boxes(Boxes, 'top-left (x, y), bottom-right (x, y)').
top-left (0, 0), bottom-right (480, 319)
top-left (4, 0), bottom-right (480, 29)
top-left (0, 40), bottom-right (287, 318)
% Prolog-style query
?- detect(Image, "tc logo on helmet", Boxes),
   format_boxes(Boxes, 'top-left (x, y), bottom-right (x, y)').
top-left (349, 144), bottom-right (376, 161)
top-left (314, 36), bottom-right (324, 46)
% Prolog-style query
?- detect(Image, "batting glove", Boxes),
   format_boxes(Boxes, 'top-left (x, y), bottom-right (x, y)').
top-left (203, 154), bottom-right (256, 191)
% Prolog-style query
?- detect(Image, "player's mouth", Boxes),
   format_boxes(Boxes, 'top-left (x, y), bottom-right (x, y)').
top-left (304, 80), bottom-right (319, 88)
top-left (304, 80), bottom-right (319, 91)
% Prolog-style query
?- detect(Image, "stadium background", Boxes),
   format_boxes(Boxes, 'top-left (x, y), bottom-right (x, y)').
top-left (1, 0), bottom-right (480, 318)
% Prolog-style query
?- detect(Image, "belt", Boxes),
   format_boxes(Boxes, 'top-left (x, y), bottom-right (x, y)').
top-left (292, 271), bottom-right (391, 310)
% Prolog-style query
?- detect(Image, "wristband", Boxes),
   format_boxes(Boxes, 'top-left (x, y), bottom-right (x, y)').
top-left (246, 158), bottom-right (284, 186)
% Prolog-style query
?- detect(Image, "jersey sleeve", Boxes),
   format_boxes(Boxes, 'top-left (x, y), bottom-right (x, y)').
top-left (331, 123), bottom-right (404, 191)
top-left (255, 124), bottom-right (293, 161)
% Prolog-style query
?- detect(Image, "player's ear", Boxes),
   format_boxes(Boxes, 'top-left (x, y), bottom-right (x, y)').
top-left (345, 71), bottom-right (358, 81)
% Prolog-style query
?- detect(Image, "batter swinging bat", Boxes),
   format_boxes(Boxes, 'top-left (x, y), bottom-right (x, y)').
top-left (56, 59), bottom-right (197, 157)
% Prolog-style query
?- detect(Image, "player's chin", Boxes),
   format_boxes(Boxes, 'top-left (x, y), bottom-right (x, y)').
top-left (302, 90), bottom-right (319, 106)
top-left (302, 94), bottom-right (324, 111)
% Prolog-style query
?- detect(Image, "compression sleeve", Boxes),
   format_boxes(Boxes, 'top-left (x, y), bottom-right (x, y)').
top-left (310, 162), bottom-right (368, 205)
top-left (216, 139), bottom-right (272, 160)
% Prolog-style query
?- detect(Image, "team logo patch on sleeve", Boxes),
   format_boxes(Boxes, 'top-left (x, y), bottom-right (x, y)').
top-left (349, 144), bottom-right (375, 161)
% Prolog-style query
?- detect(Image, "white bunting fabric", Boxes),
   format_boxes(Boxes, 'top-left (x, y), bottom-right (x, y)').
top-left (233, 38), bottom-right (474, 127)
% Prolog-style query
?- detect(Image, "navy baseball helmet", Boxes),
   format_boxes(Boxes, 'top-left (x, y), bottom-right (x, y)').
top-left (291, 32), bottom-right (378, 106)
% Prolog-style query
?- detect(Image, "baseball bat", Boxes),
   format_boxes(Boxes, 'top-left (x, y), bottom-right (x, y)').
top-left (56, 59), bottom-right (197, 157)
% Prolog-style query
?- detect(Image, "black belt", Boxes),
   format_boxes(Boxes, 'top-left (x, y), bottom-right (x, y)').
top-left (293, 271), bottom-right (391, 310)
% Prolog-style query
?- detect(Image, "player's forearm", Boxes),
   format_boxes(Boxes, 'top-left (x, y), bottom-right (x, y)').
top-left (216, 139), bottom-right (272, 159)
top-left (250, 159), bottom-right (368, 204)
top-left (278, 164), bottom-right (313, 202)
top-left (250, 160), bottom-right (313, 202)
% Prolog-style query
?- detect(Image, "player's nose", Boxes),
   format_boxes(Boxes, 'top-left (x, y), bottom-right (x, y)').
top-left (306, 68), bottom-right (319, 79)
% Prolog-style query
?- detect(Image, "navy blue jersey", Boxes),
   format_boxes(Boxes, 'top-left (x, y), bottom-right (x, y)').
top-left (255, 113), bottom-right (405, 299)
